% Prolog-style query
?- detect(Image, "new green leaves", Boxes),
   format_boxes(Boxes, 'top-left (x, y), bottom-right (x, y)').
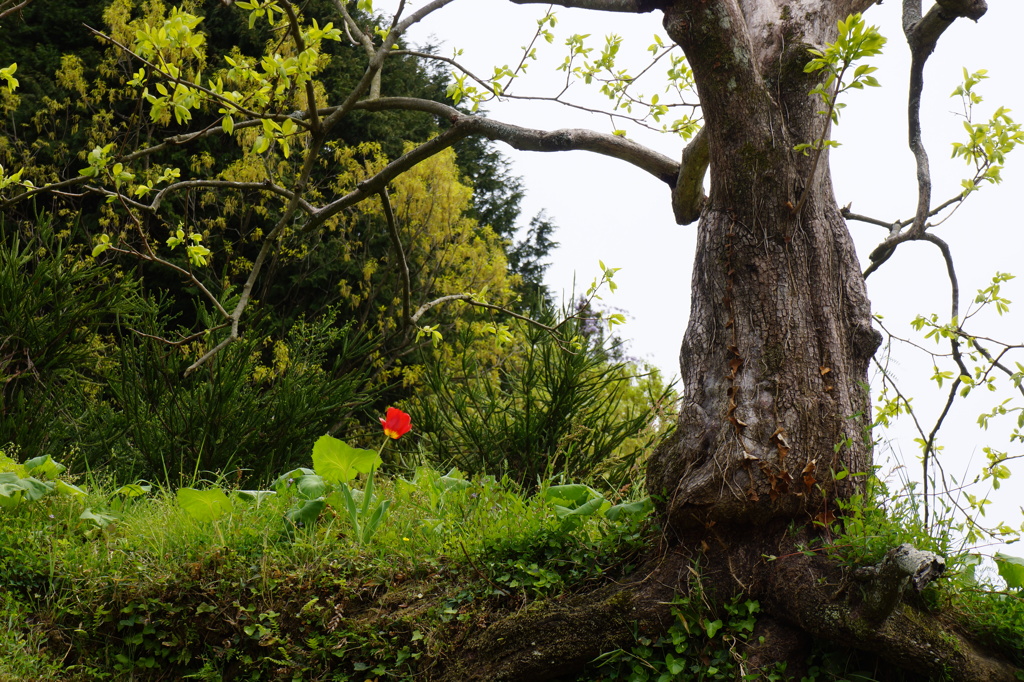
top-left (950, 69), bottom-right (1023, 195)
top-left (796, 13), bottom-right (885, 155)
top-left (0, 63), bottom-right (17, 91)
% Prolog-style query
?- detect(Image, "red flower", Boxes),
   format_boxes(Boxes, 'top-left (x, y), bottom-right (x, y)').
top-left (380, 407), bottom-right (412, 439)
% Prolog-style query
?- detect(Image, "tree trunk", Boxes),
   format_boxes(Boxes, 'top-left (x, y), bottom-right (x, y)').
top-left (435, 2), bottom-right (1022, 679)
top-left (647, 1), bottom-right (881, 532)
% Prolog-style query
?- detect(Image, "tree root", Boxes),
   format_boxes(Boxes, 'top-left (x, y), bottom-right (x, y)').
top-left (432, 538), bottom-right (1021, 682)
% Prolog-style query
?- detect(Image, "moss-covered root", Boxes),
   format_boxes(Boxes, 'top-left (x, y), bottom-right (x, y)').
top-left (436, 578), bottom-right (674, 681)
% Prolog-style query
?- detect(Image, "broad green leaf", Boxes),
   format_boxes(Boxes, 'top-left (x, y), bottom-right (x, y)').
top-left (311, 434), bottom-right (380, 484)
top-left (553, 495), bottom-right (609, 520)
top-left (605, 497), bottom-right (653, 521)
top-left (177, 487), bottom-right (232, 522)
top-left (235, 489), bottom-right (276, 504)
top-left (0, 474), bottom-right (26, 508)
top-left (544, 484), bottom-right (602, 508)
top-left (55, 480), bottom-right (87, 498)
top-left (272, 467), bottom-right (316, 492)
top-left (114, 483), bottom-right (151, 498)
top-left (79, 507), bottom-right (118, 529)
top-left (296, 474), bottom-right (327, 500)
top-left (285, 498), bottom-right (325, 527)
top-left (436, 468), bottom-right (470, 492)
top-left (1, 476), bottom-right (55, 502)
top-left (23, 455), bottom-right (65, 479)
top-left (995, 552), bottom-right (1024, 590)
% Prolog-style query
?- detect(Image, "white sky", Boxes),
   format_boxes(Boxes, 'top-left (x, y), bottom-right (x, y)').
top-left (387, 0), bottom-right (1024, 551)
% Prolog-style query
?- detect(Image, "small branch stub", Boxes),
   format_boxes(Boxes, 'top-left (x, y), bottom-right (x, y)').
top-left (853, 544), bottom-right (945, 624)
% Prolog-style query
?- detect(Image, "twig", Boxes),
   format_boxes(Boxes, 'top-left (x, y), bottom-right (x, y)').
top-left (379, 187), bottom-right (412, 328)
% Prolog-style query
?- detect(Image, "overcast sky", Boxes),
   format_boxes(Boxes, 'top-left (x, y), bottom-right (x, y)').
top-left (384, 0), bottom-right (1024, 548)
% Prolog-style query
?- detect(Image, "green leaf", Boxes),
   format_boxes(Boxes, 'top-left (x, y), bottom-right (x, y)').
top-left (605, 497), bottom-right (653, 521)
top-left (23, 455), bottom-right (65, 479)
top-left (0, 475), bottom-right (54, 502)
top-left (311, 434), bottom-right (381, 484)
top-left (705, 619), bottom-right (723, 638)
top-left (544, 484), bottom-right (603, 509)
top-left (55, 480), bottom-right (88, 498)
top-left (995, 552), bottom-right (1024, 590)
top-left (296, 474), bottom-right (327, 500)
top-left (285, 498), bottom-right (325, 528)
top-left (79, 507), bottom-right (119, 529)
top-left (177, 487), bottom-right (232, 522)
top-left (436, 468), bottom-right (470, 492)
top-left (114, 483), bottom-right (151, 498)
top-left (272, 467), bottom-right (316, 492)
top-left (553, 495), bottom-right (609, 520)
top-left (235, 489), bottom-right (276, 504)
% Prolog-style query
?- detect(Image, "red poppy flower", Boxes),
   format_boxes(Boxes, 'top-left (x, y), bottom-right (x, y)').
top-left (380, 407), bottom-right (412, 439)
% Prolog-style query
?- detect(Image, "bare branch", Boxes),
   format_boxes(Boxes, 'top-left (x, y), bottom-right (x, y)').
top-left (411, 293), bottom-right (558, 335)
top-left (0, 0), bottom-right (31, 22)
top-left (671, 126), bottom-right (708, 225)
top-left (322, 0), bottom-right (460, 131)
top-left (185, 127), bottom-right (329, 375)
top-left (902, 0), bottom-right (989, 237)
top-left (332, 0), bottom-right (382, 99)
top-left (509, 0), bottom-right (662, 12)
top-left (311, 98), bottom-right (679, 233)
top-left (353, 97), bottom-right (679, 183)
top-left (148, 179), bottom-right (316, 215)
top-left (379, 188), bottom-right (412, 329)
top-left (916, 232), bottom-right (966, 529)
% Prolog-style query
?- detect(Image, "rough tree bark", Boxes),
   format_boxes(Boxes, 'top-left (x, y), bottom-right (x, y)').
top-left (436, 0), bottom-right (1022, 679)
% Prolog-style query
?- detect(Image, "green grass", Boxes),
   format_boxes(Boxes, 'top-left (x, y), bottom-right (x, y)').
top-left (0, 461), bottom-right (649, 681)
top-left (3, 452), bottom-right (1022, 680)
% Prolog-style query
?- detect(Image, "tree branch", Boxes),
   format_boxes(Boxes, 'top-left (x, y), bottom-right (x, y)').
top-left (281, 0), bottom-right (322, 132)
top-left (902, 0), bottom-right (988, 237)
top-left (0, 0), bottom-right (31, 22)
top-left (852, 544), bottom-right (945, 623)
top-left (353, 97), bottom-right (679, 183)
top-left (322, 0), bottom-right (460, 131)
top-left (509, 0), bottom-right (662, 11)
top-left (671, 126), bottom-right (708, 225)
top-left (379, 188), bottom-right (412, 329)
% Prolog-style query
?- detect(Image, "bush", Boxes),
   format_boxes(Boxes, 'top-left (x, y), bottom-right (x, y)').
top-left (104, 307), bottom-right (379, 485)
top-left (412, 306), bottom-right (676, 489)
top-left (0, 218), bottom-right (150, 460)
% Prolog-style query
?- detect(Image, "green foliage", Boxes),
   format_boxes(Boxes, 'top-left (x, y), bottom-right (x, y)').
top-left (0, 439), bottom-right (652, 679)
top-left (0, 590), bottom-right (63, 681)
top-left (413, 303), bottom-right (676, 488)
top-left (102, 304), bottom-right (378, 484)
top-left (589, 588), bottom-right (766, 681)
top-left (827, 476), bottom-right (1024, 668)
top-left (0, 219), bottom-right (151, 459)
top-left (950, 69), bottom-right (1024, 194)
top-left (796, 13), bottom-right (886, 155)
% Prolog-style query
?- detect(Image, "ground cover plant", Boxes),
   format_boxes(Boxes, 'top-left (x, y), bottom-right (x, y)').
top-left (0, 411), bottom-right (654, 681)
